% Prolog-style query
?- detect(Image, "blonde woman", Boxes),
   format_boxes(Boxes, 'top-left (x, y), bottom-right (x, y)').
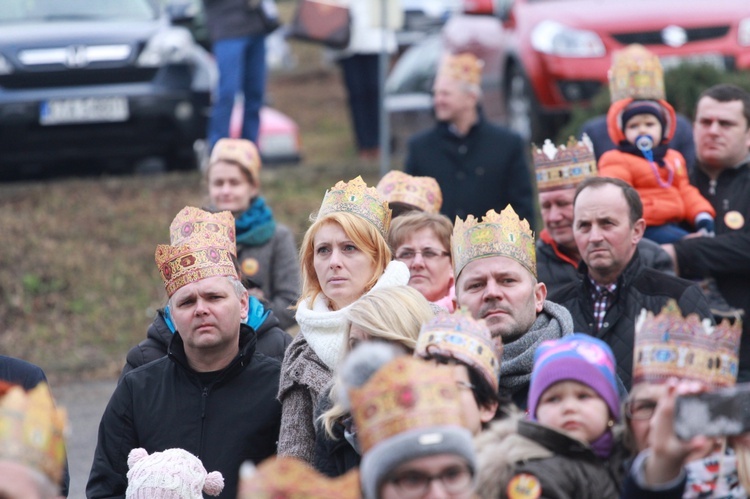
top-left (277, 177), bottom-right (410, 464)
top-left (314, 285), bottom-right (435, 477)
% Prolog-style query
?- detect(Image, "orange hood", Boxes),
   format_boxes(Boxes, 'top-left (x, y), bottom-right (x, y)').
top-left (606, 98), bottom-right (677, 146)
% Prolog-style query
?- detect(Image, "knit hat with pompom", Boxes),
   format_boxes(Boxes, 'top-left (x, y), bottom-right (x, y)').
top-left (126, 447), bottom-right (224, 498)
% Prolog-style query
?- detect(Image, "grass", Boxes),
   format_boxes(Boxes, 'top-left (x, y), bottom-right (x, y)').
top-left (0, 34), bottom-right (384, 383)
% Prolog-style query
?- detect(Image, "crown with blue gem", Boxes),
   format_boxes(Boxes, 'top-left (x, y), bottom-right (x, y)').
top-left (633, 300), bottom-right (742, 388)
top-left (318, 176), bottom-right (391, 237)
top-left (532, 134), bottom-right (597, 193)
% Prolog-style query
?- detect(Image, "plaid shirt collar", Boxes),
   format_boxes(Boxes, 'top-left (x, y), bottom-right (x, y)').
top-left (589, 277), bottom-right (618, 332)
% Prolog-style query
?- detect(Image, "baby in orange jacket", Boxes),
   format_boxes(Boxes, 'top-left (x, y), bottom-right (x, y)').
top-left (598, 98), bottom-right (715, 244)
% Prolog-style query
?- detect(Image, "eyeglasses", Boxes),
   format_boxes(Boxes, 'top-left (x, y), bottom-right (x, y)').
top-left (395, 249), bottom-right (450, 261)
top-left (625, 399), bottom-right (658, 420)
top-left (455, 380), bottom-right (476, 392)
top-left (387, 464), bottom-right (473, 498)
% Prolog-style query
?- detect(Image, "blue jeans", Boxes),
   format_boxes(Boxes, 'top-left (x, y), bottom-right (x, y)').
top-left (208, 35), bottom-right (267, 149)
top-left (339, 54), bottom-right (380, 151)
top-left (644, 223), bottom-right (689, 244)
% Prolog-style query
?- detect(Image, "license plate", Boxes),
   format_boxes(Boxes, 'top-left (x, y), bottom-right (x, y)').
top-left (40, 97), bottom-right (129, 125)
top-left (659, 53), bottom-right (726, 72)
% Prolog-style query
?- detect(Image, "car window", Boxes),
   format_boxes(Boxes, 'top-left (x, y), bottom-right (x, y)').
top-left (0, 0), bottom-right (157, 23)
top-left (386, 34), bottom-right (443, 95)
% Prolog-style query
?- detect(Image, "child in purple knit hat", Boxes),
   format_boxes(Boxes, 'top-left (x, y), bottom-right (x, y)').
top-left (474, 334), bottom-right (626, 498)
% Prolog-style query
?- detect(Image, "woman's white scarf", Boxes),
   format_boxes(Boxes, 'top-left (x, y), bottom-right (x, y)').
top-left (297, 261), bottom-right (410, 370)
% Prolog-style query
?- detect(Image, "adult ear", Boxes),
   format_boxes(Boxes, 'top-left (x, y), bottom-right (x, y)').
top-left (534, 280), bottom-right (547, 313)
top-left (632, 218), bottom-right (646, 245)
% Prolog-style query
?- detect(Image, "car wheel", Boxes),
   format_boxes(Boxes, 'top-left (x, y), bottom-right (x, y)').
top-left (504, 64), bottom-right (540, 143)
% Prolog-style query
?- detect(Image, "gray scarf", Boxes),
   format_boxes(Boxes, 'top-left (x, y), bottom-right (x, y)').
top-left (499, 300), bottom-right (574, 395)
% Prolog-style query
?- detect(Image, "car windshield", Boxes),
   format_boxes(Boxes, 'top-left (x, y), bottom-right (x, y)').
top-left (0, 0), bottom-right (157, 24)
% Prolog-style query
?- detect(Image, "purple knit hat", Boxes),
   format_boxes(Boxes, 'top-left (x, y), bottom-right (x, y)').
top-left (527, 334), bottom-right (620, 423)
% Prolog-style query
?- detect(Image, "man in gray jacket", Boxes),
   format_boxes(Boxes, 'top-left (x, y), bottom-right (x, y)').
top-left (452, 205), bottom-right (574, 409)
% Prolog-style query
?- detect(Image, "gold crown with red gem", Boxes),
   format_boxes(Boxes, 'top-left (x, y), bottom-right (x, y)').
top-left (532, 134), bottom-right (597, 193)
top-left (0, 383), bottom-right (68, 486)
top-left (416, 309), bottom-right (502, 392)
top-left (318, 176), bottom-right (391, 237)
top-left (349, 357), bottom-right (465, 454)
top-left (633, 300), bottom-right (742, 388)
top-left (608, 44), bottom-right (665, 102)
top-left (452, 205), bottom-right (536, 279)
top-left (376, 170), bottom-right (443, 214)
top-left (155, 206), bottom-right (238, 296)
top-left (238, 457), bottom-right (361, 499)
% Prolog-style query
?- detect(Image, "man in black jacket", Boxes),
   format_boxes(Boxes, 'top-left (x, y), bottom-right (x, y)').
top-left (661, 84), bottom-right (750, 381)
top-left (550, 177), bottom-right (712, 390)
top-left (534, 136), bottom-right (674, 295)
top-left (87, 207), bottom-right (281, 498)
top-left (405, 53), bottom-right (535, 224)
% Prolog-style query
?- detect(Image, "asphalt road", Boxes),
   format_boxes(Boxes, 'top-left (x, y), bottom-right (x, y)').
top-left (55, 378), bottom-right (117, 499)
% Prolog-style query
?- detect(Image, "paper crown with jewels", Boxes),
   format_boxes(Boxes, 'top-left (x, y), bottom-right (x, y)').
top-left (168, 206), bottom-right (236, 252)
top-left (238, 457), bottom-right (361, 499)
top-left (452, 205), bottom-right (536, 279)
top-left (437, 52), bottom-right (483, 87)
top-left (318, 176), bottom-right (392, 237)
top-left (532, 134), bottom-right (597, 193)
top-left (416, 310), bottom-right (502, 392)
top-left (0, 382), bottom-right (68, 486)
top-left (633, 300), bottom-right (742, 388)
top-left (349, 356), bottom-right (465, 455)
top-left (155, 206), bottom-right (238, 296)
top-left (608, 44), bottom-right (665, 102)
top-left (376, 170), bottom-right (443, 214)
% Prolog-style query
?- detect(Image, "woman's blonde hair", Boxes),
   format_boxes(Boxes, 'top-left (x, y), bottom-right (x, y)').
top-left (388, 211), bottom-right (453, 257)
top-left (320, 286), bottom-right (435, 438)
top-left (297, 211), bottom-right (391, 308)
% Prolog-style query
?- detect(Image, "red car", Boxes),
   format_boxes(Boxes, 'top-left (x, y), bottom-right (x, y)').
top-left (445, 0), bottom-right (750, 142)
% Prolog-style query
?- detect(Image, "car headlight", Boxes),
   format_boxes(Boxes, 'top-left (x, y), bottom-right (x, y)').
top-left (739, 17), bottom-right (750, 46)
top-left (0, 53), bottom-right (13, 75)
top-left (531, 20), bottom-right (605, 58)
top-left (137, 27), bottom-right (195, 67)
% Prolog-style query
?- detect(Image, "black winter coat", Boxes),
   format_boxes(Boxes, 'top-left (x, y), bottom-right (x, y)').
top-left (119, 308), bottom-right (291, 381)
top-left (312, 389), bottom-right (360, 478)
top-left (508, 421), bottom-right (625, 499)
top-left (405, 113), bottom-right (535, 224)
top-left (87, 329), bottom-right (282, 499)
top-left (673, 159), bottom-right (750, 378)
top-left (550, 251), bottom-right (712, 390)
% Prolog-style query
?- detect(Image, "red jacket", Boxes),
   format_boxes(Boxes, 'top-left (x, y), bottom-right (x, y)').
top-left (599, 98), bottom-right (714, 227)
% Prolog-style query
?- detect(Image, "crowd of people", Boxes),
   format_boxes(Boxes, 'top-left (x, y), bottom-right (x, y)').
top-left (2, 43), bottom-right (750, 499)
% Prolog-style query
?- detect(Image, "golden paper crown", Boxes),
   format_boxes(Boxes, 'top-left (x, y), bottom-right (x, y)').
top-left (318, 176), bottom-right (391, 237)
top-left (349, 357), bottom-right (465, 454)
top-left (416, 309), bottom-right (502, 392)
top-left (155, 207), bottom-right (238, 297)
top-left (437, 52), bottom-right (483, 87)
top-left (238, 457), bottom-right (360, 499)
top-left (633, 300), bottom-right (742, 389)
top-left (532, 134), bottom-right (597, 193)
top-left (452, 205), bottom-right (536, 279)
top-left (608, 44), bottom-right (665, 102)
top-left (0, 383), bottom-right (68, 486)
top-left (169, 206), bottom-right (236, 254)
top-left (376, 170), bottom-right (443, 214)
top-left (209, 138), bottom-right (262, 185)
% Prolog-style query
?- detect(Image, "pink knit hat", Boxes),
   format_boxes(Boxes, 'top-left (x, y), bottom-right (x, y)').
top-left (126, 448), bottom-right (224, 498)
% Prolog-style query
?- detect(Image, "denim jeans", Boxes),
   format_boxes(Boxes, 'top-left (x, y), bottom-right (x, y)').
top-left (644, 223), bottom-right (689, 244)
top-left (208, 34), bottom-right (267, 149)
top-left (339, 54), bottom-right (380, 151)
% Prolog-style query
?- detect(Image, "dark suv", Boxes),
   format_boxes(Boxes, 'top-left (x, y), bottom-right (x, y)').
top-left (0, 0), bottom-right (215, 173)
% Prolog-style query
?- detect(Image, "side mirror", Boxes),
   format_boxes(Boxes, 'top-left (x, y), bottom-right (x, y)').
top-left (165, 1), bottom-right (197, 23)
